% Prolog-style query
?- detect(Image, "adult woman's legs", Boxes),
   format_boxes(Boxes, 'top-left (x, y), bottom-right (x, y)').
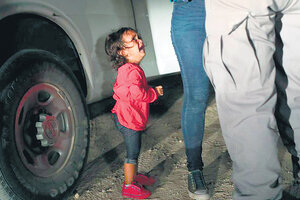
top-left (171, 0), bottom-right (210, 174)
top-left (171, 0), bottom-right (210, 199)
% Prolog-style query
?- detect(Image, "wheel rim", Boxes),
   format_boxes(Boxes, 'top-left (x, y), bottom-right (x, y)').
top-left (15, 83), bottom-right (75, 178)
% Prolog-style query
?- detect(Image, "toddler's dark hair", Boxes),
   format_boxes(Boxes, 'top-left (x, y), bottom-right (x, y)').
top-left (105, 27), bottom-right (136, 69)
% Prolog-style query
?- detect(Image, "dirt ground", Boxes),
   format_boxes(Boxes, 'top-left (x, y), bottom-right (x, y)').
top-left (70, 75), bottom-right (296, 200)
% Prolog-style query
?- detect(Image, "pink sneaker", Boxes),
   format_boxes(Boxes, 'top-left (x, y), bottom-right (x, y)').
top-left (122, 182), bottom-right (151, 199)
top-left (134, 174), bottom-right (156, 186)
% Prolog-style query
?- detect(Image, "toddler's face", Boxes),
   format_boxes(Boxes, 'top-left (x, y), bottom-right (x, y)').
top-left (120, 30), bottom-right (145, 64)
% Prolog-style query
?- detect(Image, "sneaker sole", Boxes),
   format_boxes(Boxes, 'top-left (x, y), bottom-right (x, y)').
top-left (188, 191), bottom-right (210, 200)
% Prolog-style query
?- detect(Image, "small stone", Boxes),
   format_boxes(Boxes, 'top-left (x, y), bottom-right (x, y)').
top-left (74, 193), bottom-right (80, 199)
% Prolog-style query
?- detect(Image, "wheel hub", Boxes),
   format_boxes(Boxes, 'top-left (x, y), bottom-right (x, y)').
top-left (36, 114), bottom-right (59, 147)
top-left (15, 81), bottom-right (75, 178)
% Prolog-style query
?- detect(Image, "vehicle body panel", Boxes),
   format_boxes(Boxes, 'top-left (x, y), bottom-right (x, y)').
top-left (0, 0), bottom-right (179, 104)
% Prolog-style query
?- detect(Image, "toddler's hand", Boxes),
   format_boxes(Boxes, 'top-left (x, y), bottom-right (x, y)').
top-left (155, 86), bottom-right (163, 96)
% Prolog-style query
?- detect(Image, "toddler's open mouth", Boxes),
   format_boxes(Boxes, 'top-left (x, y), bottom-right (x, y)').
top-left (139, 45), bottom-right (145, 51)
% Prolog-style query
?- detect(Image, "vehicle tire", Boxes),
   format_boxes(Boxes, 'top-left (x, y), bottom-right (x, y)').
top-left (0, 58), bottom-right (89, 200)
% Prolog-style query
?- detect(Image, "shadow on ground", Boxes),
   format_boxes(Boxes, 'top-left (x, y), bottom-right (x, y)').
top-left (284, 184), bottom-right (300, 200)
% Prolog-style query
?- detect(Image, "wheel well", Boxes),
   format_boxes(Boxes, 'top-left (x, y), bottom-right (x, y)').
top-left (0, 14), bottom-right (87, 96)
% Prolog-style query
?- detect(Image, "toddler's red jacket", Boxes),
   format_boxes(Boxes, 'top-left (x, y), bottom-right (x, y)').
top-left (112, 63), bottom-right (158, 131)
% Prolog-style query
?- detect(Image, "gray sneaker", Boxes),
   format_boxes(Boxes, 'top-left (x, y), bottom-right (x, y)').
top-left (188, 170), bottom-right (210, 200)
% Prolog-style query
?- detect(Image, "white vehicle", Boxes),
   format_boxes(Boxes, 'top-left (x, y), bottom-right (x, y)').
top-left (0, 0), bottom-right (178, 199)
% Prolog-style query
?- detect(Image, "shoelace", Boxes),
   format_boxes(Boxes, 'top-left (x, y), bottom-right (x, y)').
top-left (191, 171), bottom-right (207, 189)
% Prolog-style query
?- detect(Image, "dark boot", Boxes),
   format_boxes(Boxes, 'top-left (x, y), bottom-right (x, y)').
top-left (188, 170), bottom-right (210, 200)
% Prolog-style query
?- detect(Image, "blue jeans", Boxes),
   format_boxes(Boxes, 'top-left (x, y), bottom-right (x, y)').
top-left (112, 113), bottom-right (142, 164)
top-left (171, 0), bottom-right (210, 171)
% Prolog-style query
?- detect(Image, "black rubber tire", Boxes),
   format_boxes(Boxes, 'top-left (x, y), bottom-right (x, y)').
top-left (0, 60), bottom-right (89, 200)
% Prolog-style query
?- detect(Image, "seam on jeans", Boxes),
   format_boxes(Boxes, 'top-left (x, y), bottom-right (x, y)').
top-left (170, 28), bottom-right (187, 129)
top-left (170, 28), bottom-right (186, 84)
